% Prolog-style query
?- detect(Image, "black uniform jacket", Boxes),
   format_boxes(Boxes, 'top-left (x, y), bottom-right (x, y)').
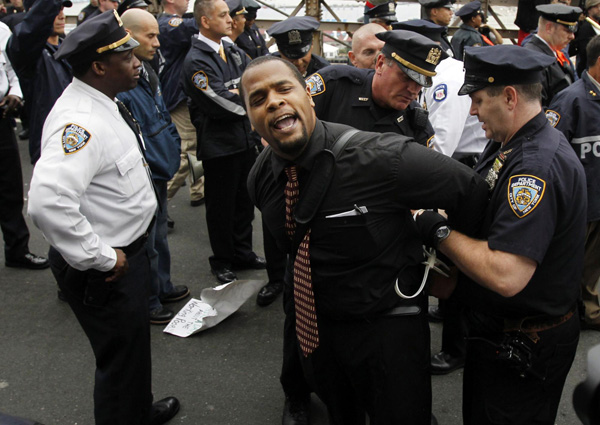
top-left (306, 66), bottom-right (436, 147)
top-left (235, 24), bottom-right (269, 59)
top-left (524, 35), bottom-right (574, 107)
top-left (248, 120), bottom-right (489, 320)
top-left (549, 71), bottom-right (600, 222)
top-left (181, 36), bottom-right (259, 160)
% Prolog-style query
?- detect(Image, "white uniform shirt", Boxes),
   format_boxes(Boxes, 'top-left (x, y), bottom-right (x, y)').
top-left (0, 21), bottom-right (22, 101)
top-left (28, 78), bottom-right (157, 272)
top-left (421, 57), bottom-right (487, 157)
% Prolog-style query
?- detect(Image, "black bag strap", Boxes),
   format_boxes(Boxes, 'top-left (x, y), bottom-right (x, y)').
top-left (292, 129), bottom-right (358, 251)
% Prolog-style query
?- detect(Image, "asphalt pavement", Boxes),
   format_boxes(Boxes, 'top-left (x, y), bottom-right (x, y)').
top-left (0, 134), bottom-right (597, 425)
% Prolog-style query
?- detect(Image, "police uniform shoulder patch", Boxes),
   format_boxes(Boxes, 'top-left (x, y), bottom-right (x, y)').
top-left (306, 73), bottom-right (325, 97)
top-left (62, 124), bottom-right (92, 155)
top-left (433, 84), bottom-right (447, 102)
top-left (77, 11), bottom-right (85, 21)
top-left (473, 43), bottom-right (482, 47)
top-left (192, 71), bottom-right (208, 90)
top-left (168, 17), bottom-right (183, 27)
top-left (507, 174), bottom-right (546, 218)
top-left (545, 109), bottom-right (560, 127)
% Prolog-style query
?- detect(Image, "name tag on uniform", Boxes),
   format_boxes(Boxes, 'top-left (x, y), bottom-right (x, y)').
top-left (326, 205), bottom-right (368, 218)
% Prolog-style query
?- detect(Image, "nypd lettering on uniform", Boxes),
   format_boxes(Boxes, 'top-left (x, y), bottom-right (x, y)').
top-left (571, 135), bottom-right (600, 159)
top-left (433, 84), bottom-right (447, 102)
top-left (306, 73), bottom-right (325, 96)
top-left (507, 174), bottom-right (546, 218)
top-left (62, 124), bottom-right (91, 155)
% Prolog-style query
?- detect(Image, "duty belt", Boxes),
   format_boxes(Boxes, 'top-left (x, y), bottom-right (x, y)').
top-left (503, 306), bottom-right (576, 343)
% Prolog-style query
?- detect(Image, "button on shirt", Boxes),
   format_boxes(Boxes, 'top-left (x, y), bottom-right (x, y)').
top-left (28, 78), bottom-right (157, 272)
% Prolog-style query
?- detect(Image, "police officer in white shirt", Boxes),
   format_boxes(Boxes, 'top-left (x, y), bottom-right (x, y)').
top-left (28, 11), bottom-right (179, 425)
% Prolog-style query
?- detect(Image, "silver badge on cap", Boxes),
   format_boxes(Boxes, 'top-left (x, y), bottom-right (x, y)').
top-left (288, 30), bottom-right (302, 45)
top-left (425, 47), bottom-right (442, 65)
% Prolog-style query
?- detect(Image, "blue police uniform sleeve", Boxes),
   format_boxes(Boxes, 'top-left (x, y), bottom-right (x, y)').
top-left (182, 50), bottom-right (247, 120)
top-left (6, 0), bottom-right (62, 78)
top-left (158, 16), bottom-right (198, 46)
top-left (487, 160), bottom-right (559, 263)
top-left (547, 90), bottom-right (575, 142)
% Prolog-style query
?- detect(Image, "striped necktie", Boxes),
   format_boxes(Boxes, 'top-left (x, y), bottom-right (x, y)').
top-left (284, 166), bottom-right (319, 356)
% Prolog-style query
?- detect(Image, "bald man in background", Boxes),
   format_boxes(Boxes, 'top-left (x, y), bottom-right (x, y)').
top-left (348, 23), bottom-right (384, 69)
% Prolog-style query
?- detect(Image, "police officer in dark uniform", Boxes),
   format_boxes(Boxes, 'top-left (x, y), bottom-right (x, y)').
top-left (306, 30), bottom-right (441, 147)
top-left (524, 4), bottom-right (582, 106)
top-left (547, 35), bottom-right (600, 331)
top-left (267, 16), bottom-right (330, 77)
top-left (242, 54), bottom-right (489, 425)
top-left (235, 0), bottom-right (269, 59)
top-left (76, 0), bottom-right (98, 25)
top-left (181, 0), bottom-right (264, 284)
top-left (417, 0), bottom-right (456, 56)
top-left (414, 44), bottom-right (586, 424)
top-left (451, 1), bottom-right (490, 61)
top-left (7, 0), bottom-right (72, 164)
top-left (364, 0), bottom-right (397, 29)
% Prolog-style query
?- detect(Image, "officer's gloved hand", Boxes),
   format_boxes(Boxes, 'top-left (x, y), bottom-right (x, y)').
top-left (413, 209), bottom-right (448, 248)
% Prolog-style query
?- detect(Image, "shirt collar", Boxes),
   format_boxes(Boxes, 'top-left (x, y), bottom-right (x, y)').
top-left (503, 111), bottom-right (548, 150)
top-left (71, 78), bottom-right (121, 114)
top-left (197, 32), bottom-right (222, 53)
top-left (586, 70), bottom-right (600, 93)
top-left (270, 119), bottom-right (326, 179)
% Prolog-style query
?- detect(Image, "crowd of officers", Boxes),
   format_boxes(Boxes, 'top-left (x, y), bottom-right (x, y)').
top-left (0, 0), bottom-right (598, 423)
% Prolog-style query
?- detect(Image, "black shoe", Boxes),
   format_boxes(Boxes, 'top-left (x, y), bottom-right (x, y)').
top-left (150, 396), bottom-right (180, 425)
top-left (430, 351), bottom-right (464, 375)
top-left (431, 413), bottom-right (438, 425)
top-left (282, 396), bottom-right (310, 425)
top-left (5, 252), bottom-right (50, 270)
top-left (256, 282), bottom-right (283, 307)
top-left (167, 214), bottom-right (174, 229)
top-left (150, 307), bottom-right (175, 325)
top-left (232, 255), bottom-right (267, 270)
top-left (190, 198), bottom-right (205, 207)
top-left (160, 285), bottom-right (190, 304)
top-left (18, 127), bottom-right (29, 140)
top-left (57, 290), bottom-right (67, 302)
top-left (211, 267), bottom-right (237, 284)
top-left (427, 305), bottom-right (444, 323)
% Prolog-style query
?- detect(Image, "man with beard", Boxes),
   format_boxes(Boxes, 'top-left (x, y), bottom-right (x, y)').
top-left (242, 54), bottom-right (488, 425)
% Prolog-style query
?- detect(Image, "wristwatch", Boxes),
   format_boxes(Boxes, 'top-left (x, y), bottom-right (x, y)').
top-left (434, 225), bottom-right (451, 248)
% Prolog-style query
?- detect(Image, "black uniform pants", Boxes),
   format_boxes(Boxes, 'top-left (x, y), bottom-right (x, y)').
top-left (463, 312), bottom-right (579, 425)
top-left (48, 246), bottom-right (153, 425)
top-left (0, 115), bottom-right (30, 262)
top-left (203, 149), bottom-right (256, 270)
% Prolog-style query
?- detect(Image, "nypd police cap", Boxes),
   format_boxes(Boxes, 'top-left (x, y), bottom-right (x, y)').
top-left (226, 0), bottom-right (247, 16)
top-left (55, 10), bottom-right (139, 63)
top-left (267, 16), bottom-right (319, 59)
top-left (117, 0), bottom-right (149, 16)
top-left (458, 45), bottom-right (555, 95)
top-left (377, 30), bottom-right (448, 87)
top-left (536, 4), bottom-right (582, 32)
top-left (417, 0), bottom-right (454, 9)
top-left (455, 0), bottom-right (483, 17)
top-left (365, 1), bottom-right (398, 22)
top-left (391, 19), bottom-right (446, 44)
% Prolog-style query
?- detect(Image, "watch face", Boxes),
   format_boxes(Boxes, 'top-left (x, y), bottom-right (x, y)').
top-left (436, 226), bottom-right (451, 241)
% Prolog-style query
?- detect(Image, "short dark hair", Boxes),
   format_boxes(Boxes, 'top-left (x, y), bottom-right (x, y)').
top-left (194, 0), bottom-right (216, 23)
top-left (240, 55), bottom-right (306, 103)
top-left (485, 83), bottom-right (543, 102)
top-left (69, 51), bottom-right (112, 79)
top-left (587, 35), bottom-right (600, 68)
